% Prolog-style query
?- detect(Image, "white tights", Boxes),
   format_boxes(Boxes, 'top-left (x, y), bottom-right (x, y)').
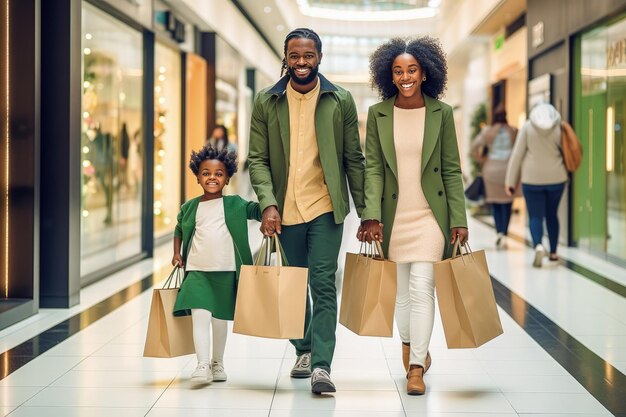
top-left (394, 262), bottom-right (435, 368)
top-left (191, 309), bottom-right (227, 364)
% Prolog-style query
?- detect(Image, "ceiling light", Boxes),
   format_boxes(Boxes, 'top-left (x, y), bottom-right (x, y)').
top-left (296, 0), bottom-right (438, 21)
top-left (276, 24), bottom-right (284, 31)
top-left (264, 6), bottom-right (272, 13)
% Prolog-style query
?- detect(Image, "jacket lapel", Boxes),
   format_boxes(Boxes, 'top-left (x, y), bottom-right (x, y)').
top-left (376, 97), bottom-right (398, 179)
top-left (421, 95), bottom-right (442, 173)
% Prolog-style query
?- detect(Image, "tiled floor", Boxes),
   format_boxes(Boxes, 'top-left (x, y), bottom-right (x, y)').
top-left (0, 211), bottom-right (624, 416)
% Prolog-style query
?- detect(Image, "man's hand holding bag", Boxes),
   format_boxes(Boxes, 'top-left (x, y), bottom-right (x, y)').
top-left (233, 235), bottom-right (308, 339)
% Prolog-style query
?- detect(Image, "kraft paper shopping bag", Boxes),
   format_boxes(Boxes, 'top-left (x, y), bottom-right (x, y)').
top-left (339, 242), bottom-right (396, 336)
top-left (233, 235), bottom-right (308, 339)
top-left (433, 242), bottom-right (503, 348)
top-left (143, 267), bottom-right (195, 357)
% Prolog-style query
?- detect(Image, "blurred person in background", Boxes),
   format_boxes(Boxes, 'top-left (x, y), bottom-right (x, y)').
top-left (505, 102), bottom-right (567, 267)
top-left (471, 104), bottom-right (518, 249)
top-left (208, 124), bottom-right (237, 154)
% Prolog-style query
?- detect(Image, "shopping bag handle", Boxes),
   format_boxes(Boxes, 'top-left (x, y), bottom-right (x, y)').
top-left (254, 235), bottom-right (290, 267)
top-left (357, 241), bottom-right (387, 262)
top-left (452, 240), bottom-right (477, 265)
top-left (162, 265), bottom-right (184, 289)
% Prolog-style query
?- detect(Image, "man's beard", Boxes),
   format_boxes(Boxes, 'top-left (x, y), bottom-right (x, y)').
top-left (288, 64), bottom-right (319, 85)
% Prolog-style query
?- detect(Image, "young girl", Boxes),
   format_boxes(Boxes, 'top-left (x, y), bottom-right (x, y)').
top-left (172, 145), bottom-right (261, 384)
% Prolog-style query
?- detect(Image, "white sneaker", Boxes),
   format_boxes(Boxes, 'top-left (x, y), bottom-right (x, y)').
top-left (211, 360), bottom-right (227, 382)
top-left (191, 362), bottom-right (213, 383)
top-left (533, 244), bottom-right (545, 268)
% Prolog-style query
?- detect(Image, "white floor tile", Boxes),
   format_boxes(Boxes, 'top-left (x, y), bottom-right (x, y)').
top-left (23, 386), bottom-right (164, 408)
top-left (400, 391), bottom-right (516, 413)
top-left (91, 343), bottom-right (146, 357)
top-left (43, 341), bottom-right (103, 357)
top-left (505, 392), bottom-right (612, 414)
top-left (7, 407), bottom-right (150, 417)
top-left (491, 374), bottom-right (589, 393)
top-left (270, 411), bottom-right (406, 417)
top-left (406, 414), bottom-right (517, 417)
top-left (0, 407), bottom-right (15, 417)
top-left (480, 359), bottom-right (567, 376)
top-left (50, 370), bottom-right (178, 388)
top-left (73, 355), bottom-right (192, 372)
top-left (153, 388), bottom-right (274, 409)
top-left (0, 356), bottom-right (84, 387)
top-left (518, 414), bottom-right (611, 417)
top-left (147, 409), bottom-right (269, 417)
top-left (271, 390), bottom-right (404, 411)
top-left (0, 386), bottom-right (43, 406)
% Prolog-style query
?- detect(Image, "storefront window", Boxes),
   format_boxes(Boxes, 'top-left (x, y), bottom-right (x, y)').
top-left (154, 43), bottom-right (182, 238)
top-left (576, 16), bottom-right (626, 262)
top-left (606, 18), bottom-right (626, 260)
top-left (80, 3), bottom-right (144, 277)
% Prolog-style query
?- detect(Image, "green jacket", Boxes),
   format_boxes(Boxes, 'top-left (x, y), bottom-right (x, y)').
top-left (248, 74), bottom-right (365, 224)
top-left (174, 195), bottom-right (262, 278)
top-left (361, 95), bottom-right (468, 259)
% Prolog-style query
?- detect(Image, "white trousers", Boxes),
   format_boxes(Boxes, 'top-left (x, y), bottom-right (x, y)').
top-left (191, 309), bottom-right (227, 364)
top-left (394, 261), bottom-right (435, 368)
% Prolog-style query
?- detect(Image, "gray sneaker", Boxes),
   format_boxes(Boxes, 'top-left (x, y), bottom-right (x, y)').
top-left (290, 352), bottom-right (312, 378)
top-left (311, 368), bottom-right (336, 394)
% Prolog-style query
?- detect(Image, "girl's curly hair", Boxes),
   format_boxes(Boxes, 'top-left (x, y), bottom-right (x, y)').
top-left (189, 145), bottom-right (238, 177)
top-left (369, 36), bottom-right (447, 100)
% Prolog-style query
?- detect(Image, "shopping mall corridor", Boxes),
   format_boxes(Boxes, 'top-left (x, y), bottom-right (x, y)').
top-left (0, 188), bottom-right (624, 416)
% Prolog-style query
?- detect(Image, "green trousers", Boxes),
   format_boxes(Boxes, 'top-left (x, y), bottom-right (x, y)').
top-left (280, 212), bottom-right (343, 373)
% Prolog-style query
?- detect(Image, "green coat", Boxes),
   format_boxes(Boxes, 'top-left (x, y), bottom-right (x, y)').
top-left (248, 74), bottom-right (365, 224)
top-left (361, 95), bottom-right (468, 259)
top-left (174, 195), bottom-right (262, 278)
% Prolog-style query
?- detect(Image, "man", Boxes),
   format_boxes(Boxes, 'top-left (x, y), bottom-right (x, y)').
top-left (248, 28), bottom-right (364, 394)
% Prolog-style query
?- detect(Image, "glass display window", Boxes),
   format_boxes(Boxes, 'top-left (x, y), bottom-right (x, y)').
top-left (80, 2), bottom-right (144, 277)
top-left (154, 42), bottom-right (182, 238)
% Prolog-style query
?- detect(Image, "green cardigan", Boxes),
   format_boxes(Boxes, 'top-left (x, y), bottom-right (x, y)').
top-left (174, 195), bottom-right (262, 278)
top-left (248, 74), bottom-right (365, 224)
top-left (361, 95), bottom-right (468, 259)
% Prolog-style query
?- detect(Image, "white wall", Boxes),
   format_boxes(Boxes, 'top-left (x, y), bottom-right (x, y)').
top-left (169, 0), bottom-right (281, 82)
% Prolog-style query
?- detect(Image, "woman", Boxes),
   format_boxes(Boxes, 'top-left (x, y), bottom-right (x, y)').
top-left (208, 125), bottom-right (238, 154)
top-left (505, 102), bottom-right (567, 267)
top-left (471, 104), bottom-right (517, 249)
top-left (358, 37), bottom-right (468, 395)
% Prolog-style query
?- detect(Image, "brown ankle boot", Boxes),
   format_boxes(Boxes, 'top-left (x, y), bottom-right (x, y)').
top-left (407, 365), bottom-right (425, 395)
top-left (424, 351), bottom-right (431, 374)
top-left (402, 343), bottom-right (410, 372)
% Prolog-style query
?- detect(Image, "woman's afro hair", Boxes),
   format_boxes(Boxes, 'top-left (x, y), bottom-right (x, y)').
top-left (189, 145), bottom-right (238, 177)
top-left (369, 36), bottom-right (447, 100)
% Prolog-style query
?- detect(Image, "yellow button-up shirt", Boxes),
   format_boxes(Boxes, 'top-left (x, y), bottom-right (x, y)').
top-left (282, 80), bottom-right (333, 225)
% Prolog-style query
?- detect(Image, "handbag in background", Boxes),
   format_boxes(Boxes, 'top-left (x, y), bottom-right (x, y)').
top-left (561, 121), bottom-right (582, 172)
top-left (464, 176), bottom-right (485, 202)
